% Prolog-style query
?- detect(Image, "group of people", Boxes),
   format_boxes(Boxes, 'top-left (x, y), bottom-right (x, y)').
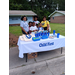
top-left (20, 15), bottom-right (50, 35)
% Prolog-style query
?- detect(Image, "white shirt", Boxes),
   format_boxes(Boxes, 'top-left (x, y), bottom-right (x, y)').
top-left (20, 21), bottom-right (29, 32)
top-left (30, 26), bottom-right (38, 31)
top-left (34, 21), bottom-right (40, 25)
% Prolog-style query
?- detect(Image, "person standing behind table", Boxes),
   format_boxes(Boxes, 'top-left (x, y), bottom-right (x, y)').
top-left (20, 16), bottom-right (29, 35)
top-left (33, 16), bottom-right (40, 26)
top-left (41, 16), bottom-right (50, 31)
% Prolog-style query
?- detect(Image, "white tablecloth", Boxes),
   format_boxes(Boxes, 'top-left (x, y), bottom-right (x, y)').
top-left (17, 34), bottom-right (65, 58)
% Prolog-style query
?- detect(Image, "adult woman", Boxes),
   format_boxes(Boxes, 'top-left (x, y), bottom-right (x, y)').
top-left (20, 16), bottom-right (29, 34)
top-left (41, 16), bottom-right (50, 31)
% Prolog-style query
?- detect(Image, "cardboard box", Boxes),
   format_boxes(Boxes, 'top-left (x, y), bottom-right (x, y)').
top-left (27, 52), bottom-right (37, 59)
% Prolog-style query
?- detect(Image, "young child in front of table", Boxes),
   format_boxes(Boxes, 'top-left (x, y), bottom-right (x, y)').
top-left (28, 22), bottom-right (32, 34)
top-left (29, 22), bottom-right (38, 34)
top-left (38, 23), bottom-right (44, 31)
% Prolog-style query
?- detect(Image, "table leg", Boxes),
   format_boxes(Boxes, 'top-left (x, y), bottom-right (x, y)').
top-left (26, 53), bottom-right (27, 62)
top-left (61, 47), bottom-right (63, 54)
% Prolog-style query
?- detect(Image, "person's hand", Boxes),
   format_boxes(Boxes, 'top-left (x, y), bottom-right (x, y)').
top-left (26, 32), bottom-right (28, 35)
top-left (33, 30), bottom-right (37, 32)
top-left (33, 30), bottom-right (35, 32)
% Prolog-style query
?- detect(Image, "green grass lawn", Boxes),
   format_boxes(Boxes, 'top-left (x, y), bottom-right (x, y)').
top-left (9, 23), bottom-right (65, 36)
top-left (9, 26), bottom-right (22, 36)
top-left (50, 23), bottom-right (65, 36)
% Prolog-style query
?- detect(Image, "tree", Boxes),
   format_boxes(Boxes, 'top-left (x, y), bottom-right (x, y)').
top-left (52, 0), bottom-right (65, 10)
top-left (9, 0), bottom-right (65, 20)
top-left (9, 0), bottom-right (31, 10)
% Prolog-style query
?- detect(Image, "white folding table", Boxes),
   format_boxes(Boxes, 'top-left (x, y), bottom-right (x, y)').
top-left (17, 34), bottom-right (65, 62)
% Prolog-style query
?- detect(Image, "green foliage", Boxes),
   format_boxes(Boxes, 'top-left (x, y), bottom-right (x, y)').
top-left (9, 0), bottom-right (65, 21)
top-left (9, 3), bottom-right (23, 10)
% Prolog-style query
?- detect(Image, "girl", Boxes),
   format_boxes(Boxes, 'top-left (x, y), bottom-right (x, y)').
top-left (41, 16), bottom-right (49, 31)
top-left (33, 16), bottom-right (40, 26)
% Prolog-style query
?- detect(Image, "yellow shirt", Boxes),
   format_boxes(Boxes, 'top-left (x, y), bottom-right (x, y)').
top-left (41, 20), bottom-right (49, 27)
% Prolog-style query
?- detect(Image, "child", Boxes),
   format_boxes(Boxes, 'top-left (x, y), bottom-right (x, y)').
top-left (30, 22), bottom-right (38, 34)
top-left (33, 16), bottom-right (40, 26)
top-left (36, 24), bottom-right (39, 30)
top-left (28, 22), bottom-right (32, 34)
top-left (38, 23), bottom-right (44, 31)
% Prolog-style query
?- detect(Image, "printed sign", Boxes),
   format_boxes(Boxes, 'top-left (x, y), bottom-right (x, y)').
top-left (39, 42), bottom-right (54, 47)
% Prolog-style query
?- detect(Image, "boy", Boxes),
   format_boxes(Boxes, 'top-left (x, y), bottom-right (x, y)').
top-left (28, 22), bottom-right (32, 34)
top-left (38, 23), bottom-right (44, 31)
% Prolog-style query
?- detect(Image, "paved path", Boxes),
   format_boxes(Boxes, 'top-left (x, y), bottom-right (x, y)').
top-left (9, 47), bottom-right (65, 75)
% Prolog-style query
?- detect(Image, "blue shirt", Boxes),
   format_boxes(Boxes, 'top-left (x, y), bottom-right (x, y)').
top-left (38, 27), bottom-right (44, 31)
top-left (20, 21), bottom-right (29, 32)
top-left (33, 21), bottom-right (40, 25)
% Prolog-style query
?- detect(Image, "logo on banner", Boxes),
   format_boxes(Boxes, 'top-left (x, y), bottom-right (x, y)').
top-left (39, 42), bottom-right (54, 47)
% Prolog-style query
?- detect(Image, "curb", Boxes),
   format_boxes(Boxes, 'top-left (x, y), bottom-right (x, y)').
top-left (9, 55), bottom-right (65, 74)
top-left (9, 47), bottom-right (18, 50)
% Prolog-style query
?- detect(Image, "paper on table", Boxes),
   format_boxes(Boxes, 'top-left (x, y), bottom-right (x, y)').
top-left (30, 34), bottom-right (35, 37)
top-left (20, 36), bottom-right (24, 41)
top-left (20, 34), bottom-right (35, 42)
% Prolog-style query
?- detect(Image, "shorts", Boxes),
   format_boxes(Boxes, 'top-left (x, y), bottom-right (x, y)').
top-left (43, 27), bottom-right (47, 30)
top-left (43, 27), bottom-right (50, 32)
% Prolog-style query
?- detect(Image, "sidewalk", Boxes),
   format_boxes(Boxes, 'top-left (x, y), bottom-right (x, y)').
top-left (9, 47), bottom-right (65, 75)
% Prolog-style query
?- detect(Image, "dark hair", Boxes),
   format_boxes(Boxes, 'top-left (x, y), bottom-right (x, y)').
top-left (43, 16), bottom-right (46, 19)
top-left (28, 21), bottom-right (32, 24)
top-left (36, 24), bottom-right (38, 26)
top-left (39, 23), bottom-right (41, 24)
top-left (21, 16), bottom-right (27, 21)
top-left (32, 22), bottom-right (35, 24)
top-left (33, 15), bottom-right (38, 19)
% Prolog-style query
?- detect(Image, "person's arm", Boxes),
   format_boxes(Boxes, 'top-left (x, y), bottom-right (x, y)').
top-left (47, 24), bottom-right (49, 31)
top-left (47, 21), bottom-right (49, 30)
top-left (30, 30), bottom-right (37, 32)
top-left (29, 30), bottom-right (33, 32)
top-left (21, 27), bottom-right (28, 34)
top-left (33, 29), bottom-right (37, 32)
